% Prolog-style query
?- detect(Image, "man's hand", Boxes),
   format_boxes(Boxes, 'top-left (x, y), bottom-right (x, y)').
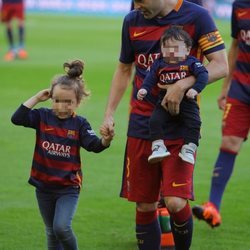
top-left (100, 122), bottom-right (114, 147)
top-left (217, 90), bottom-right (227, 110)
top-left (158, 83), bottom-right (185, 115)
top-left (100, 116), bottom-right (115, 139)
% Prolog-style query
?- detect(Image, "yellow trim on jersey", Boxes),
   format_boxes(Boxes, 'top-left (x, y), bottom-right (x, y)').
top-left (174, 0), bottom-right (183, 11)
top-left (196, 46), bottom-right (202, 61)
top-left (199, 31), bottom-right (224, 52)
top-left (197, 94), bottom-right (201, 108)
top-left (126, 157), bottom-right (130, 178)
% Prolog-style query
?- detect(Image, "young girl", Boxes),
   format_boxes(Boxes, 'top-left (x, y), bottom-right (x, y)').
top-left (11, 59), bottom-right (113, 250)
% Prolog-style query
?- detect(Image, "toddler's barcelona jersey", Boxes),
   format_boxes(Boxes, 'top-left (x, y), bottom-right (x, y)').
top-left (141, 55), bottom-right (208, 103)
top-left (12, 105), bottom-right (107, 191)
top-left (120, 0), bottom-right (225, 140)
top-left (228, 0), bottom-right (250, 104)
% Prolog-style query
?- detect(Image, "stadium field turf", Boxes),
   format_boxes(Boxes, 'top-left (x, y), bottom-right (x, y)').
top-left (0, 14), bottom-right (249, 250)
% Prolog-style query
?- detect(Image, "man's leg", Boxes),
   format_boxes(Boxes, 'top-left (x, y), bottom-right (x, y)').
top-left (120, 137), bottom-right (162, 250)
top-left (136, 203), bottom-right (161, 250)
top-left (161, 140), bottom-right (195, 249)
top-left (193, 98), bottom-right (249, 227)
top-left (165, 198), bottom-right (193, 250)
top-left (192, 148), bottom-right (237, 228)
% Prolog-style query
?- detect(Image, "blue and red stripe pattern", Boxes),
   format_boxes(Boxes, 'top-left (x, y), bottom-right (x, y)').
top-left (141, 56), bottom-right (208, 98)
top-left (120, 0), bottom-right (225, 140)
top-left (11, 105), bottom-right (108, 190)
top-left (228, 0), bottom-right (250, 104)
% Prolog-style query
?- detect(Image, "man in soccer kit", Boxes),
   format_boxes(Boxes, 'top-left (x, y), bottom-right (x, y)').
top-left (1, 0), bottom-right (28, 61)
top-left (101, 0), bottom-right (228, 249)
top-left (192, 0), bottom-right (250, 228)
top-left (130, 1), bottom-right (205, 248)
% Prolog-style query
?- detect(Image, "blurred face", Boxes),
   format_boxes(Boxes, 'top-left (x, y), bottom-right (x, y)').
top-left (51, 85), bottom-right (78, 119)
top-left (161, 38), bottom-right (190, 64)
top-left (134, 0), bottom-right (167, 19)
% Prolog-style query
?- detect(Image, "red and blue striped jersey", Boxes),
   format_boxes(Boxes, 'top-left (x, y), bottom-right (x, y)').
top-left (120, 0), bottom-right (225, 140)
top-left (228, 0), bottom-right (250, 104)
top-left (11, 105), bottom-right (108, 191)
top-left (141, 56), bottom-right (208, 103)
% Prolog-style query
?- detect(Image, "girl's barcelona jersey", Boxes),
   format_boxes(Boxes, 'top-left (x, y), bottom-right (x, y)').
top-left (120, 0), bottom-right (225, 140)
top-left (228, 0), bottom-right (250, 104)
top-left (12, 105), bottom-right (107, 191)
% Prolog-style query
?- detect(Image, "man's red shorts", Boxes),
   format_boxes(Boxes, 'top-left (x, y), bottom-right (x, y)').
top-left (1, 3), bottom-right (24, 22)
top-left (120, 137), bottom-right (195, 203)
top-left (222, 97), bottom-right (250, 139)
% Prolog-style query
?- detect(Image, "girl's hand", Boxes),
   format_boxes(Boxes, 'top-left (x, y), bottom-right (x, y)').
top-left (100, 124), bottom-right (114, 147)
top-left (23, 88), bottom-right (51, 109)
top-left (101, 116), bottom-right (115, 138)
top-left (35, 89), bottom-right (51, 102)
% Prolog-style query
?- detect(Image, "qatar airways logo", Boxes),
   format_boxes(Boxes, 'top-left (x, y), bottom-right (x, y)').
top-left (159, 71), bottom-right (187, 83)
top-left (42, 141), bottom-right (71, 158)
top-left (136, 53), bottom-right (161, 71)
top-left (241, 30), bottom-right (250, 45)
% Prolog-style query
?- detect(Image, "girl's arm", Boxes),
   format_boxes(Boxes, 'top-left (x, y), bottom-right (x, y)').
top-left (80, 120), bottom-right (113, 153)
top-left (23, 89), bottom-right (51, 108)
top-left (11, 89), bottom-right (51, 126)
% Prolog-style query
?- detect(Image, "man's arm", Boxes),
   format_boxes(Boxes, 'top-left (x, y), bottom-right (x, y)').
top-left (205, 49), bottom-right (229, 84)
top-left (217, 38), bottom-right (238, 110)
top-left (102, 62), bottom-right (133, 135)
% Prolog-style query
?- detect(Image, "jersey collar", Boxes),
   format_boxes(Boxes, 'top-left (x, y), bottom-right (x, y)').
top-left (174, 0), bottom-right (183, 12)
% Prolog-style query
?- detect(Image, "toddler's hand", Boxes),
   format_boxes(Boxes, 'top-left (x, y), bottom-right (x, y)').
top-left (186, 88), bottom-right (198, 99)
top-left (137, 89), bottom-right (147, 100)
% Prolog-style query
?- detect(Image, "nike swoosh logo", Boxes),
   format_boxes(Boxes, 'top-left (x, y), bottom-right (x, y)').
top-left (172, 182), bottom-right (187, 187)
top-left (238, 11), bottom-right (247, 17)
top-left (133, 31), bottom-right (147, 37)
top-left (45, 128), bottom-right (54, 131)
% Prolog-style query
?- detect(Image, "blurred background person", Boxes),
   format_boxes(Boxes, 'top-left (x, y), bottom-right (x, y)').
top-left (192, 0), bottom-right (250, 228)
top-left (1, 0), bottom-right (28, 61)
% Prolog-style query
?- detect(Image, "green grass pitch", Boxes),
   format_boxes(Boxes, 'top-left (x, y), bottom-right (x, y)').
top-left (0, 14), bottom-right (249, 250)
